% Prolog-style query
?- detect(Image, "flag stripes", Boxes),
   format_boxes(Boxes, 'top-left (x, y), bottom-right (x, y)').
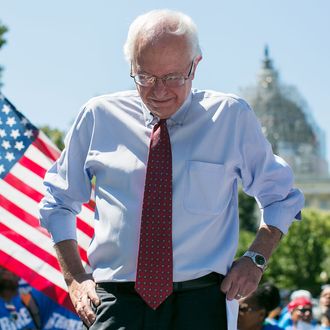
top-left (3, 162), bottom-right (94, 238)
top-left (33, 131), bottom-right (61, 161)
top-left (0, 236), bottom-right (67, 291)
top-left (1, 175), bottom-right (91, 264)
top-left (0, 250), bottom-right (72, 308)
top-left (0, 96), bottom-right (95, 311)
top-left (4, 172), bottom-right (44, 201)
top-left (0, 222), bottom-right (60, 270)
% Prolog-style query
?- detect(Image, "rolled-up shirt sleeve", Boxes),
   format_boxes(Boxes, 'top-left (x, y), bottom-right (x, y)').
top-left (236, 99), bottom-right (304, 234)
top-left (38, 107), bottom-right (94, 243)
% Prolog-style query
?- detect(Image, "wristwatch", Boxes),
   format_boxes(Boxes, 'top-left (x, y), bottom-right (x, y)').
top-left (243, 251), bottom-right (267, 272)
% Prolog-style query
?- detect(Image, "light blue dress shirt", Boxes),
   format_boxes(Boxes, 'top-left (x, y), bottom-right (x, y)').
top-left (39, 89), bottom-right (304, 283)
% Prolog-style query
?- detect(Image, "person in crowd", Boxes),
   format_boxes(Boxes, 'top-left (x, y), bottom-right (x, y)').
top-left (30, 288), bottom-right (83, 330)
top-left (319, 286), bottom-right (330, 315)
top-left (316, 309), bottom-right (330, 329)
top-left (1, 266), bottom-right (83, 330)
top-left (238, 282), bottom-right (284, 330)
top-left (279, 290), bottom-right (313, 328)
top-left (285, 297), bottom-right (315, 329)
top-left (291, 291), bottom-right (313, 302)
top-left (314, 286), bottom-right (330, 328)
top-left (0, 267), bottom-right (37, 330)
top-left (39, 8), bottom-right (304, 330)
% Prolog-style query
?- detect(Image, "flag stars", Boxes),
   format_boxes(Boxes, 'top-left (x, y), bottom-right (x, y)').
top-left (24, 129), bottom-right (34, 138)
top-left (10, 129), bottom-right (20, 139)
top-left (0, 98), bottom-right (38, 179)
top-left (1, 140), bottom-right (11, 149)
top-left (2, 104), bottom-right (11, 115)
top-left (5, 152), bottom-right (15, 162)
top-left (6, 117), bottom-right (16, 127)
top-left (14, 141), bottom-right (25, 151)
top-left (21, 117), bottom-right (29, 125)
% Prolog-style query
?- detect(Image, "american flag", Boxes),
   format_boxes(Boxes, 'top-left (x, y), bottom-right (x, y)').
top-left (0, 94), bottom-right (94, 310)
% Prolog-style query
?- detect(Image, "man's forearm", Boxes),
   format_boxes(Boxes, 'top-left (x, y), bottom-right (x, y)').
top-left (54, 239), bottom-right (86, 285)
top-left (221, 224), bottom-right (282, 299)
top-left (54, 239), bottom-right (99, 326)
top-left (247, 224), bottom-right (283, 260)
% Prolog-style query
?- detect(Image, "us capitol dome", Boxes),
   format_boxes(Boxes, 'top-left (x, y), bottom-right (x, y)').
top-left (242, 46), bottom-right (330, 210)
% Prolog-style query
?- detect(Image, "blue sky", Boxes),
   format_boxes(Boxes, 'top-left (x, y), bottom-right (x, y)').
top-left (0, 1), bottom-right (329, 165)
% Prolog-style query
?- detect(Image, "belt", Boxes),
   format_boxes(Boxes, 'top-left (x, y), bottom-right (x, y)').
top-left (96, 272), bottom-right (224, 294)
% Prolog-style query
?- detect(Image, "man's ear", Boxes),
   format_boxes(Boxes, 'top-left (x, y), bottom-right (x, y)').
top-left (190, 55), bottom-right (203, 80)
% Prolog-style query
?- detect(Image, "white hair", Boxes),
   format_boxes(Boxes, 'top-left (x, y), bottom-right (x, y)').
top-left (290, 290), bottom-right (312, 301)
top-left (123, 9), bottom-right (202, 63)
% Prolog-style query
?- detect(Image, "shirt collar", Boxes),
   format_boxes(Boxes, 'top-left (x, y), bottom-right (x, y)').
top-left (141, 90), bottom-right (192, 127)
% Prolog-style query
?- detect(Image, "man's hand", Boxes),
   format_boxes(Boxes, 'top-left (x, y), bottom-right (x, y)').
top-left (220, 225), bottom-right (283, 300)
top-left (220, 257), bottom-right (263, 300)
top-left (53, 240), bottom-right (101, 327)
top-left (68, 272), bottom-right (100, 327)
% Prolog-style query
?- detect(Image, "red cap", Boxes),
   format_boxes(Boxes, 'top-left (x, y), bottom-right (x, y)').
top-left (288, 297), bottom-right (312, 312)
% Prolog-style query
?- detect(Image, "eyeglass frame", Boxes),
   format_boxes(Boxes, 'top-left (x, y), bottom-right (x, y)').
top-left (130, 60), bottom-right (195, 88)
top-left (295, 307), bottom-right (312, 314)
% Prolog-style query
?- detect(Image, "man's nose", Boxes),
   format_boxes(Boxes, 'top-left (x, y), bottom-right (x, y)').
top-left (152, 78), bottom-right (167, 96)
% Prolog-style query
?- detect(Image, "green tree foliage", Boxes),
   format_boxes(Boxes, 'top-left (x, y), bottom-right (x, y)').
top-left (0, 20), bottom-right (8, 88)
top-left (41, 125), bottom-right (65, 151)
top-left (237, 209), bottom-right (330, 295)
top-left (238, 189), bottom-right (258, 232)
top-left (265, 209), bottom-right (330, 295)
top-left (236, 229), bottom-right (255, 257)
top-left (0, 22), bottom-right (7, 49)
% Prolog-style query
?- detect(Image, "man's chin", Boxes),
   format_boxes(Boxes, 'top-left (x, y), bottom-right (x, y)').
top-left (147, 105), bottom-right (176, 118)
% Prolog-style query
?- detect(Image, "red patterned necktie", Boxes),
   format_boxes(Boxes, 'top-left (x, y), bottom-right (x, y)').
top-left (135, 119), bottom-right (173, 310)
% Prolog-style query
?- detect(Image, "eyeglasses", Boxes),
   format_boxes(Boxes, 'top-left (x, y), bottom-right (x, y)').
top-left (130, 61), bottom-right (194, 88)
top-left (296, 308), bottom-right (312, 314)
top-left (239, 305), bottom-right (262, 314)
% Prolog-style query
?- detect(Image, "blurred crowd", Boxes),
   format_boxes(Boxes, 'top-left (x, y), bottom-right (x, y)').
top-left (0, 267), bottom-right (83, 330)
top-left (1, 265), bottom-right (329, 330)
top-left (238, 282), bottom-right (330, 330)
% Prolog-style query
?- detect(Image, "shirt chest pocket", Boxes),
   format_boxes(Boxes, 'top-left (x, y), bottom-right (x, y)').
top-left (183, 161), bottom-right (231, 215)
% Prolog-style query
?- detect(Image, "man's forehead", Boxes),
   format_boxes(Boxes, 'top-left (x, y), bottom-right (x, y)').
top-left (134, 44), bottom-right (191, 75)
top-left (135, 34), bottom-right (191, 61)
top-left (134, 61), bottom-right (190, 75)
top-left (296, 304), bottom-right (312, 309)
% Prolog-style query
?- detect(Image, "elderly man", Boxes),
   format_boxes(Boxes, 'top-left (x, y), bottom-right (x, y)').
top-left (39, 9), bottom-right (304, 330)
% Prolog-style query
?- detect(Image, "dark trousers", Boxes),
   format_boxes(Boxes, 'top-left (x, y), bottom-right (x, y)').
top-left (86, 274), bottom-right (227, 330)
